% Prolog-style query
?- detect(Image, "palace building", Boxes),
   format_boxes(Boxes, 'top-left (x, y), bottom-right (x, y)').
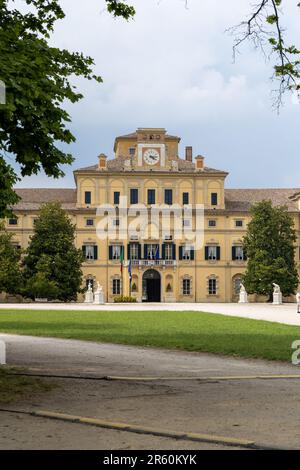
top-left (6, 128), bottom-right (300, 303)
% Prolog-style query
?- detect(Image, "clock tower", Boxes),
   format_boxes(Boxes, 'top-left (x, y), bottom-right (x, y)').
top-left (113, 128), bottom-right (181, 170)
top-left (136, 128), bottom-right (167, 169)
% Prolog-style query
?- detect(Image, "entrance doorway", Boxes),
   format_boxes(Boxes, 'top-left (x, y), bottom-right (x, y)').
top-left (142, 270), bottom-right (161, 302)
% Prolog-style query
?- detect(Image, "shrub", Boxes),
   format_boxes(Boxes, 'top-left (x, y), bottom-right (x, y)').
top-left (114, 295), bottom-right (137, 303)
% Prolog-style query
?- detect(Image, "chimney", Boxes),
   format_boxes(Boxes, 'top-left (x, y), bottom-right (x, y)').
top-left (195, 155), bottom-right (205, 171)
top-left (98, 153), bottom-right (107, 170)
top-left (185, 146), bottom-right (193, 162)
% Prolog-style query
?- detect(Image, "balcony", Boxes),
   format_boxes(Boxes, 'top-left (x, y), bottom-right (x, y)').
top-left (129, 260), bottom-right (177, 268)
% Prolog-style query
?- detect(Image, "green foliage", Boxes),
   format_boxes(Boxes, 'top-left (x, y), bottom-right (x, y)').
top-left (0, 223), bottom-right (23, 294)
top-left (0, 157), bottom-right (20, 218)
top-left (243, 200), bottom-right (299, 299)
top-left (23, 202), bottom-right (84, 301)
top-left (0, 0), bottom-right (104, 218)
top-left (26, 272), bottom-right (59, 300)
top-left (105, 0), bottom-right (135, 20)
top-left (114, 295), bottom-right (137, 303)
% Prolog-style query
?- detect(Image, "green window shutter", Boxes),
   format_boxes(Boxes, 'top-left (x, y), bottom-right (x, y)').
top-left (94, 246), bottom-right (98, 260)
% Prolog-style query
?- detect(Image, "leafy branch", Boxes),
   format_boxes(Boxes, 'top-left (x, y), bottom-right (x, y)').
top-left (228, 0), bottom-right (300, 109)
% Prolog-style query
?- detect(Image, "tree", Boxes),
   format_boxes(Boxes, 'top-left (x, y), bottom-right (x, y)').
top-left (0, 0), bottom-right (134, 218)
top-left (243, 200), bottom-right (299, 301)
top-left (0, 222), bottom-right (23, 294)
top-left (23, 202), bottom-right (83, 301)
top-left (229, 0), bottom-right (300, 109)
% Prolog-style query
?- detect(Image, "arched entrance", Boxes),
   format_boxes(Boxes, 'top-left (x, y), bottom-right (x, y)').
top-left (142, 270), bottom-right (161, 303)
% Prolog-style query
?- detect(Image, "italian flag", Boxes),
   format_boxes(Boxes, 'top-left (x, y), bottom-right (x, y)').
top-left (120, 246), bottom-right (124, 273)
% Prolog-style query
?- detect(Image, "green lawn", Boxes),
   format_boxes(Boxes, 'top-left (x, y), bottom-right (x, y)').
top-left (0, 309), bottom-right (299, 362)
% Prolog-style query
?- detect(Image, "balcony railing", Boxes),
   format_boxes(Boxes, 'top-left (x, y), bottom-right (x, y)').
top-left (129, 260), bottom-right (177, 268)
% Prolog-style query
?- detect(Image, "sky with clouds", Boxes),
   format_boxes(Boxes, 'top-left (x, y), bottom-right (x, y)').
top-left (15, 0), bottom-right (300, 189)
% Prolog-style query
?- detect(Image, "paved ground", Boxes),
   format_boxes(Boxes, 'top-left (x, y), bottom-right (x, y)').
top-left (1, 302), bottom-right (300, 326)
top-left (1, 333), bottom-right (300, 450)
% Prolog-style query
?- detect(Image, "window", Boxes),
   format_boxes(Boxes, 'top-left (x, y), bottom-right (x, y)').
top-left (85, 191), bottom-right (91, 205)
top-left (130, 243), bottom-right (140, 260)
top-left (208, 278), bottom-right (217, 295)
top-left (86, 219), bottom-right (94, 227)
top-left (208, 220), bottom-right (216, 227)
top-left (129, 147), bottom-right (136, 156)
top-left (235, 220), bottom-right (243, 227)
top-left (114, 192), bottom-right (120, 205)
top-left (180, 246), bottom-right (195, 261)
top-left (130, 188), bottom-right (139, 205)
top-left (146, 244), bottom-right (159, 260)
top-left (183, 278), bottom-right (191, 295)
top-left (110, 245), bottom-right (121, 260)
top-left (82, 245), bottom-right (98, 261)
top-left (183, 192), bottom-right (189, 205)
top-left (165, 244), bottom-right (173, 260)
top-left (211, 193), bottom-right (218, 206)
top-left (183, 219), bottom-right (191, 227)
top-left (164, 189), bottom-right (173, 205)
top-left (112, 279), bottom-right (121, 295)
top-left (8, 218), bottom-right (18, 225)
top-left (148, 189), bottom-right (156, 205)
top-left (232, 246), bottom-right (245, 261)
top-left (205, 246), bottom-right (220, 261)
top-left (85, 278), bottom-right (94, 291)
top-left (113, 218), bottom-right (120, 227)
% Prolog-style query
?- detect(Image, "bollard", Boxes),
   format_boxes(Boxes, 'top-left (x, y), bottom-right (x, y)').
top-left (0, 340), bottom-right (6, 365)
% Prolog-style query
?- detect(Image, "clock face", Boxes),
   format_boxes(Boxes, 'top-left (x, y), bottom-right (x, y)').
top-left (143, 149), bottom-right (160, 166)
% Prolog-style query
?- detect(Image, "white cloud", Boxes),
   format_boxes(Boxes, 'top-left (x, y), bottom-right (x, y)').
top-left (14, 0), bottom-right (300, 188)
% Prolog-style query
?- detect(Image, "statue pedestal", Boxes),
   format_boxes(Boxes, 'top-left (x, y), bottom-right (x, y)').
top-left (273, 292), bottom-right (282, 305)
top-left (239, 291), bottom-right (248, 304)
top-left (84, 290), bottom-right (94, 304)
top-left (94, 290), bottom-right (104, 305)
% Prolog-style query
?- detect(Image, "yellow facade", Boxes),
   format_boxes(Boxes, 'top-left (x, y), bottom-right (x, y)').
top-left (6, 128), bottom-right (300, 303)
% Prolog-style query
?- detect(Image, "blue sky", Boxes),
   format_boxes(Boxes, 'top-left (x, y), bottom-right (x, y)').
top-left (15, 0), bottom-right (300, 189)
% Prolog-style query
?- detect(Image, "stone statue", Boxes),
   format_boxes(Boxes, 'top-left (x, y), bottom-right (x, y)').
top-left (84, 281), bottom-right (94, 304)
top-left (94, 282), bottom-right (104, 305)
top-left (273, 283), bottom-right (283, 305)
top-left (273, 283), bottom-right (280, 294)
top-left (239, 283), bottom-right (248, 304)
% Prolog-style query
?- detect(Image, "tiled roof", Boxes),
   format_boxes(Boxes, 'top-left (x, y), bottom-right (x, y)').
top-left (11, 187), bottom-right (300, 213)
top-left (13, 189), bottom-right (77, 211)
top-left (225, 189), bottom-right (300, 212)
top-left (76, 157), bottom-right (227, 174)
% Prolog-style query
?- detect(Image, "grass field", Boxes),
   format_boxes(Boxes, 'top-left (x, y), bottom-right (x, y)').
top-left (0, 309), bottom-right (299, 362)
